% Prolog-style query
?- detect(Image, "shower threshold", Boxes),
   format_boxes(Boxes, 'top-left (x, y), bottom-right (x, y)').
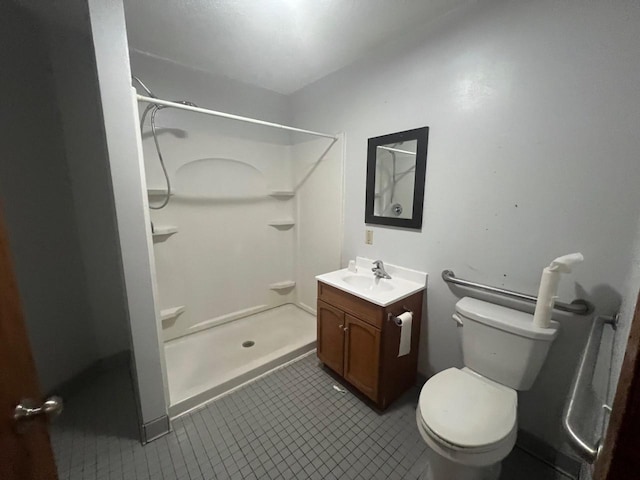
top-left (164, 303), bottom-right (316, 418)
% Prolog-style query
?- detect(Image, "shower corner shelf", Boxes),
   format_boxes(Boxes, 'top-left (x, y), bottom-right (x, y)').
top-left (268, 190), bottom-right (295, 198)
top-left (160, 305), bottom-right (185, 322)
top-left (268, 219), bottom-right (295, 228)
top-left (152, 225), bottom-right (178, 239)
top-left (269, 281), bottom-right (296, 290)
top-left (147, 188), bottom-right (175, 197)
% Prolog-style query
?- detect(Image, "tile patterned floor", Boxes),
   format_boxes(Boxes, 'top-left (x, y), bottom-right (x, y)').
top-left (52, 352), bottom-right (573, 479)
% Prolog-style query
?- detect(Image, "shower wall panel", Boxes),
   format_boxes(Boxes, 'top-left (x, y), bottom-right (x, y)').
top-left (132, 52), bottom-right (298, 342)
top-left (292, 136), bottom-right (345, 314)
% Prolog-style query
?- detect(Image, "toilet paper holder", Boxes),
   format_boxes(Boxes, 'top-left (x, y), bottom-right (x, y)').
top-left (387, 308), bottom-right (413, 325)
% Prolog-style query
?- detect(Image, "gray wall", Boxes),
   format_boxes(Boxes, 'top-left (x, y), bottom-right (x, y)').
top-left (291, 0), bottom-right (640, 451)
top-left (47, 10), bottom-right (130, 360)
top-left (1, 0), bottom-right (132, 392)
top-left (0, 1), bottom-right (99, 392)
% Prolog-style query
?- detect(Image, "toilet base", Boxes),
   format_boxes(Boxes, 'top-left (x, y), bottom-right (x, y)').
top-left (423, 445), bottom-right (501, 480)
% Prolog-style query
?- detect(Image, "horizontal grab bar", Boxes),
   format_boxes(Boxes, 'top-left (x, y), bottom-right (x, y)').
top-left (563, 313), bottom-right (618, 463)
top-left (441, 270), bottom-right (593, 315)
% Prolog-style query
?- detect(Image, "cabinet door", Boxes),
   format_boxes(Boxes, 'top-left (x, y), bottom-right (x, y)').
top-left (317, 300), bottom-right (346, 375)
top-left (344, 314), bottom-right (381, 401)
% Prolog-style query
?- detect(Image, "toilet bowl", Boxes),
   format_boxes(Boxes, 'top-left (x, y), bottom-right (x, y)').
top-left (415, 298), bottom-right (559, 480)
top-left (416, 368), bottom-right (517, 480)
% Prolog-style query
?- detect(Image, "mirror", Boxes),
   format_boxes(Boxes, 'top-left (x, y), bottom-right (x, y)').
top-left (365, 127), bottom-right (429, 229)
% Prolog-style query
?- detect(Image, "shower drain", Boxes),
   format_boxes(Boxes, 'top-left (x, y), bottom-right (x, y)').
top-left (242, 340), bottom-right (255, 348)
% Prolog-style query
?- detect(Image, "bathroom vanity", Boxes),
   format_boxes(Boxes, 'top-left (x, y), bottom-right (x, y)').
top-left (316, 258), bottom-right (426, 409)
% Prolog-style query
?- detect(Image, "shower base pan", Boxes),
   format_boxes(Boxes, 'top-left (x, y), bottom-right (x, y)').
top-left (164, 303), bottom-right (316, 417)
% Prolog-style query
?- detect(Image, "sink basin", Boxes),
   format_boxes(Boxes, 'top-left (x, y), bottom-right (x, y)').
top-left (316, 257), bottom-right (427, 306)
top-left (342, 274), bottom-right (394, 292)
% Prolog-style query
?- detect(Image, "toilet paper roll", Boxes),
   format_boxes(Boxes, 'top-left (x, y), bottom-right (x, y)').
top-left (395, 311), bottom-right (412, 357)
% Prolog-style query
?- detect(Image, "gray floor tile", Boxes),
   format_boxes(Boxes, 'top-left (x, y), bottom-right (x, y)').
top-left (51, 353), bottom-right (573, 480)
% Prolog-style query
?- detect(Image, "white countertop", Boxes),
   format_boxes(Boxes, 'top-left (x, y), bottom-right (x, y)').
top-left (316, 257), bottom-right (427, 307)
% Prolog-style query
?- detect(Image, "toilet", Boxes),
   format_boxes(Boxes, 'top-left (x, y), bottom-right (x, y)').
top-left (416, 297), bottom-right (559, 480)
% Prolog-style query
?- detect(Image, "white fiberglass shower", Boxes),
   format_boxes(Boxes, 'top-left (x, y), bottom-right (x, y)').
top-left (132, 53), bottom-right (343, 417)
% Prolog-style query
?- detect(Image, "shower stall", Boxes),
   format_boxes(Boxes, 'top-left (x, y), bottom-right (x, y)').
top-left (132, 59), bottom-right (344, 417)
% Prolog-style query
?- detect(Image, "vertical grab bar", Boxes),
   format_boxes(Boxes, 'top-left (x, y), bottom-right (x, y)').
top-left (563, 313), bottom-right (618, 464)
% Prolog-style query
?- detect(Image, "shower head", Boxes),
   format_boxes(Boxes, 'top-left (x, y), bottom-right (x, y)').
top-left (138, 94), bottom-right (198, 211)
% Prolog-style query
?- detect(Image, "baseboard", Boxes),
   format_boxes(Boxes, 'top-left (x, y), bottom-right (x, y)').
top-left (142, 415), bottom-right (171, 444)
top-left (516, 429), bottom-right (581, 479)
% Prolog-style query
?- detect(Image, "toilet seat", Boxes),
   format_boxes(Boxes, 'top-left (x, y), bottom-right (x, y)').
top-left (416, 408), bottom-right (516, 468)
top-left (418, 368), bottom-right (517, 451)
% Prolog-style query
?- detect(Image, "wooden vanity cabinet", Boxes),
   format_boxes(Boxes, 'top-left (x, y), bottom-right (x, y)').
top-left (317, 281), bottom-right (423, 409)
top-left (317, 301), bottom-right (346, 375)
top-left (344, 314), bottom-right (381, 400)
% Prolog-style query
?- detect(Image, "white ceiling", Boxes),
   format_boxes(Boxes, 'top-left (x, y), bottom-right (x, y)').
top-left (124, 0), bottom-right (469, 95)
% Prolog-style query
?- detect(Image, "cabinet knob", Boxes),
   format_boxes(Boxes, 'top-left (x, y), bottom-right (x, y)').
top-left (343, 327), bottom-right (348, 332)
top-left (338, 324), bottom-right (344, 329)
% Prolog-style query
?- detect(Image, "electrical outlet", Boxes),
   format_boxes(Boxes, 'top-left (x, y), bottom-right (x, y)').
top-left (365, 229), bottom-right (373, 245)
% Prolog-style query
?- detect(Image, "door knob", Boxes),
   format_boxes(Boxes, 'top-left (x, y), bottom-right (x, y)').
top-left (14, 396), bottom-right (63, 423)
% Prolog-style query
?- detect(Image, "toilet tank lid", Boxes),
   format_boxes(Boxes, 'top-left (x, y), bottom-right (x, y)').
top-left (455, 297), bottom-right (560, 340)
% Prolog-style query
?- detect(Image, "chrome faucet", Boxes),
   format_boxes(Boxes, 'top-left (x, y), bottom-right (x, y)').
top-left (372, 260), bottom-right (392, 279)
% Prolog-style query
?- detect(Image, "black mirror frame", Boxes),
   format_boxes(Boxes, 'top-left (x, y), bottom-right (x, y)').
top-left (365, 126), bottom-right (429, 230)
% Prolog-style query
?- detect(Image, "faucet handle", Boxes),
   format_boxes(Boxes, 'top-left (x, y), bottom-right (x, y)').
top-left (372, 260), bottom-right (384, 267)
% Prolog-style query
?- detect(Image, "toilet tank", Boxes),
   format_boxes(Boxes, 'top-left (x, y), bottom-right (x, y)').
top-left (455, 297), bottom-right (559, 391)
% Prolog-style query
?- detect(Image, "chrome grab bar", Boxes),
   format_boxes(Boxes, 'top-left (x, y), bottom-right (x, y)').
top-left (441, 270), bottom-right (593, 315)
top-left (563, 313), bottom-right (618, 464)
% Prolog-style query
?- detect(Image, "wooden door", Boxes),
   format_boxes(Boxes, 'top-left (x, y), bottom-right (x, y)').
top-left (317, 300), bottom-right (346, 375)
top-left (344, 314), bottom-right (380, 401)
top-left (594, 290), bottom-right (640, 479)
top-left (0, 209), bottom-right (58, 479)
